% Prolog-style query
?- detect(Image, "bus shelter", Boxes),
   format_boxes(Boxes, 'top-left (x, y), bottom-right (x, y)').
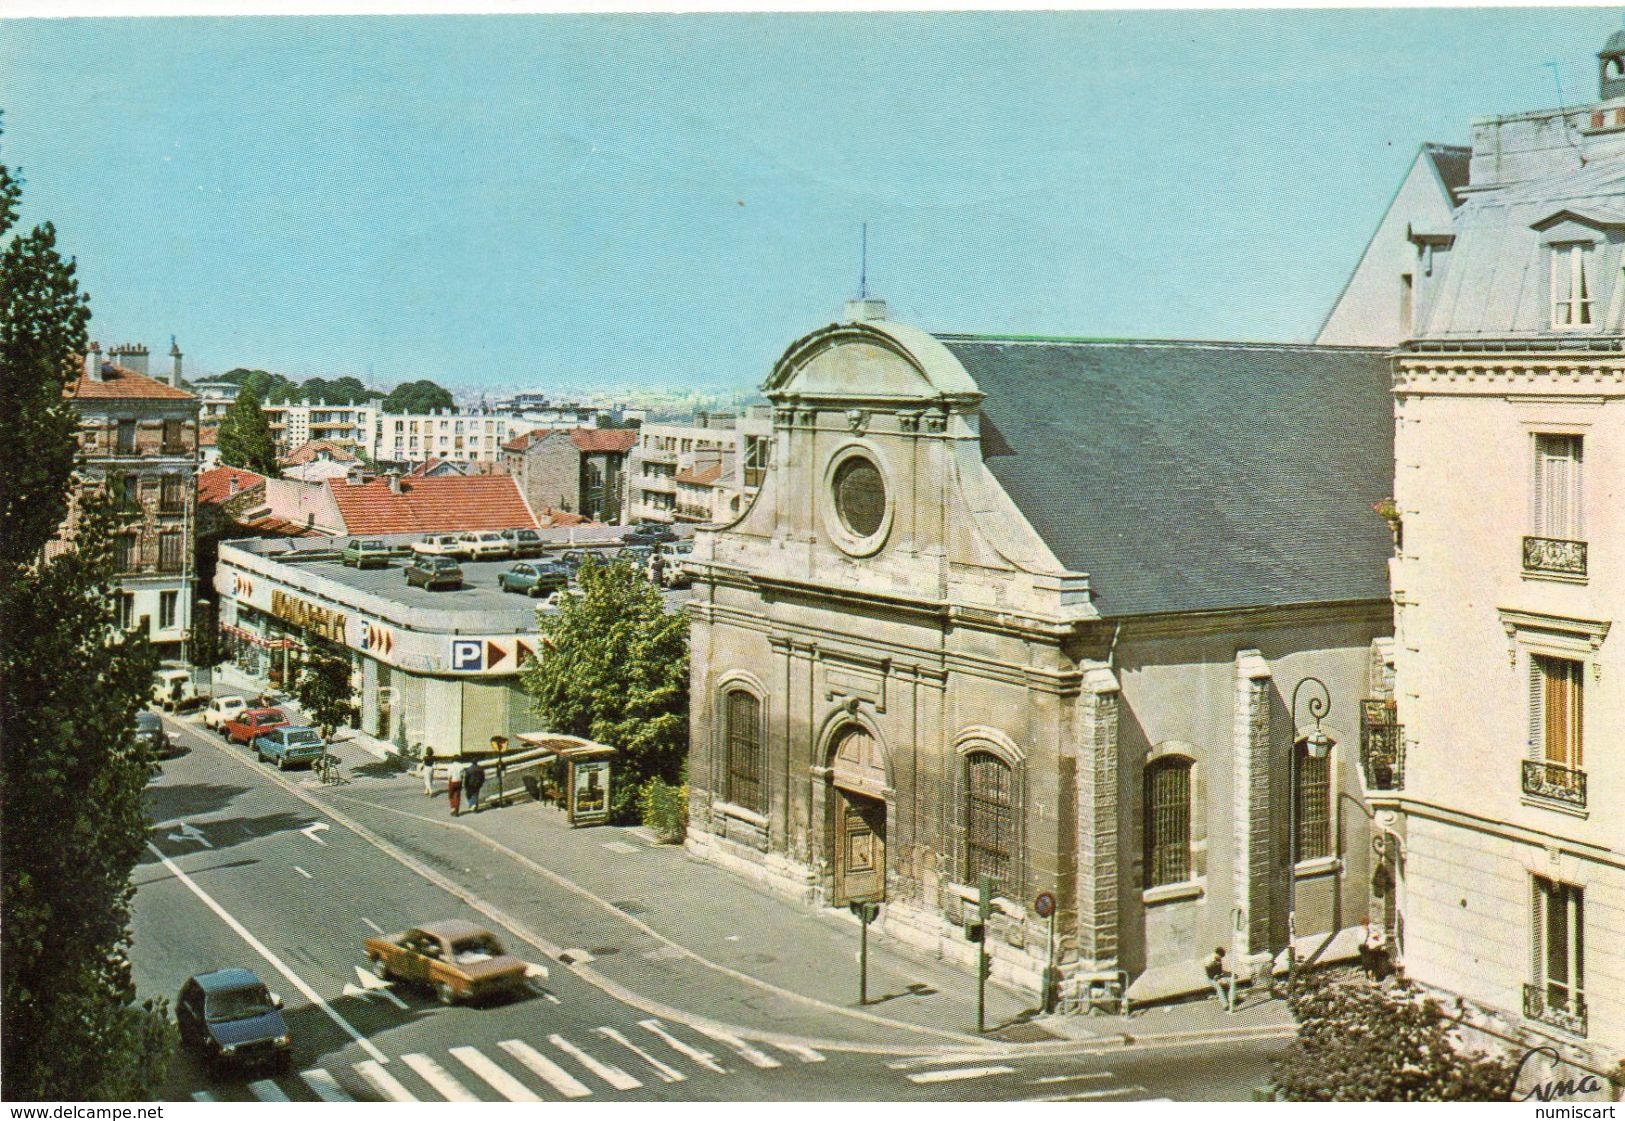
top-left (512, 733), bottom-right (617, 826)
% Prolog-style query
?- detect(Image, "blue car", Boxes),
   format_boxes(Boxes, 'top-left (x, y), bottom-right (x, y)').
top-left (177, 969), bottom-right (291, 1074)
top-left (255, 725), bottom-right (328, 770)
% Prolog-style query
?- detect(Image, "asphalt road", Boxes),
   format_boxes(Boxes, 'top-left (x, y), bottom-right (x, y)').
top-left (133, 712), bottom-right (1288, 1102)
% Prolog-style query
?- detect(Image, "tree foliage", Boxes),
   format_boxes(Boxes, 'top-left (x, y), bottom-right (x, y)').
top-left (216, 385), bottom-right (279, 475)
top-left (1273, 972), bottom-right (1517, 1102)
top-left (0, 127), bottom-right (178, 1099)
top-left (520, 559), bottom-right (688, 821)
top-left (216, 368), bottom-right (384, 406)
top-left (290, 640), bottom-right (357, 739)
top-left (382, 378), bottom-right (455, 414)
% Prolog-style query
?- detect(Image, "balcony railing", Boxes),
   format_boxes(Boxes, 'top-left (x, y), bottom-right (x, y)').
top-left (1360, 700), bottom-right (1404, 791)
top-left (1523, 536), bottom-right (1587, 578)
top-left (1524, 983), bottom-right (1588, 1037)
top-left (1522, 759), bottom-right (1587, 809)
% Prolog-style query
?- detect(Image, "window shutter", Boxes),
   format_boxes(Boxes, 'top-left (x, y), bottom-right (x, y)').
top-left (1528, 657), bottom-right (1545, 759)
top-left (1531, 876), bottom-right (1546, 987)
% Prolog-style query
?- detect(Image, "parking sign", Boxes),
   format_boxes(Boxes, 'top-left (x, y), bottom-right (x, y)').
top-left (450, 639), bottom-right (483, 671)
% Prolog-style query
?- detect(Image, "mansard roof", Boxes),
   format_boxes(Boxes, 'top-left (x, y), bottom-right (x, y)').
top-left (936, 336), bottom-right (1396, 618)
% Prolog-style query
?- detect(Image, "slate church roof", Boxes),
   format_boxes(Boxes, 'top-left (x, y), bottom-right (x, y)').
top-left (937, 336), bottom-right (1395, 618)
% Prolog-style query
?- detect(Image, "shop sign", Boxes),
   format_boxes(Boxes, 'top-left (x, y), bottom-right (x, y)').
top-left (269, 589), bottom-right (347, 644)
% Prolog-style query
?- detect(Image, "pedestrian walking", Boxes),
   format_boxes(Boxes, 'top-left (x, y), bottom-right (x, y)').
top-left (465, 759), bottom-right (486, 814)
top-left (1205, 946), bottom-right (1236, 1013)
top-left (421, 748), bottom-right (438, 796)
top-left (447, 764), bottom-right (463, 817)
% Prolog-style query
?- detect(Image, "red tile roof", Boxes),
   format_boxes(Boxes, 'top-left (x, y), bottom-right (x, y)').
top-left (535, 506), bottom-right (589, 528)
top-left (327, 475), bottom-right (536, 535)
top-left (69, 363), bottom-right (197, 401)
top-left (197, 466), bottom-right (266, 506)
top-left (501, 428), bottom-right (637, 455)
top-left (281, 439), bottom-right (359, 467)
top-left (675, 463), bottom-right (724, 486)
top-left (243, 514), bottom-right (323, 538)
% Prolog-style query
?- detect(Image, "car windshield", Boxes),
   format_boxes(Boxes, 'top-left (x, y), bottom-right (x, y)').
top-left (284, 730), bottom-right (322, 747)
top-left (450, 935), bottom-right (505, 965)
top-left (362, 540), bottom-right (383, 548)
top-left (480, 533), bottom-right (502, 542)
top-left (205, 984), bottom-right (275, 1022)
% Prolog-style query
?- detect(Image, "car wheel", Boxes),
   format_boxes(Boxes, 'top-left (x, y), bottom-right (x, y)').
top-left (277, 756), bottom-right (288, 771)
top-left (528, 585), bottom-right (541, 598)
top-left (435, 982), bottom-right (457, 1006)
top-left (371, 955), bottom-right (390, 981)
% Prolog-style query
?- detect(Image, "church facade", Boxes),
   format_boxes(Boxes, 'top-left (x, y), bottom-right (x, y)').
top-left (686, 304), bottom-right (1398, 1000)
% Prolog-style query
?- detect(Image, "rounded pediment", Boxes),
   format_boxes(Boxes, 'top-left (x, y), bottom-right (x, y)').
top-left (763, 316), bottom-right (982, 404)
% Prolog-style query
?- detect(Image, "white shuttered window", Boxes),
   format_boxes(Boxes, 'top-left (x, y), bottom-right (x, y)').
top-left (1532, 435), bottom-right (1583, 540)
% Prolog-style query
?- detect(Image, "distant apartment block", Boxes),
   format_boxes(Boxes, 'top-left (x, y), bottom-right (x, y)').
top-left (627, 406), bottom-right (772, 524)
top-left (374, 409), bottom-right (521, 465)
top-left (262, 401), bottom-right (378, 456)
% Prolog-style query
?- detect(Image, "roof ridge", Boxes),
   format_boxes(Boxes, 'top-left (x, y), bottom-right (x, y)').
top-left (935, 334), bottom-right (1389, 354)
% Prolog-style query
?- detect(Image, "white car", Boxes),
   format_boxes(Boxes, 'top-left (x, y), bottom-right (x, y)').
top-left (202, 695), bottom-right (249, 731)
top-left (151, 668), bottom-right (200, 711)
top-left (412, 533), bottom-right (465, 559)
top-left (456, 531), bottom-right (512, 561)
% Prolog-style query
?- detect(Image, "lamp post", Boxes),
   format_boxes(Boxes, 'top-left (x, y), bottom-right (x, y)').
top-left (1287, 676), bottom-right (1333, 998)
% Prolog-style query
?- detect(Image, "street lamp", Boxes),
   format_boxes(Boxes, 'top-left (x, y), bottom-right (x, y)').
top-left (1287, 676), bottom-right (1333, 998)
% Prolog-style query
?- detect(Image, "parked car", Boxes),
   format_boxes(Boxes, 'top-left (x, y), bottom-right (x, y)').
top-left (135, 710), bottom-right (177, 758)
top-left (342, 538), bottom-right (393, 569)
top-left (618, 544), bottom-right (655, 568)
top-left (499, 528), bottom-right (546, 558)
top-left (364, 920), bottom-right (529, 1006)
top-left (497, 560), bottom-right (570, 598)
top-left (455, 531), bottom-right (512, 561)
top-left (223, 707), bottom-right (289, 746)
top-left (405, 555), bottom-right (464, 591)
top-left (623, 523), bottom-right (678, 546)
top-left (202, 695), bottom-right (249, 731)
top-left (412, 533), bottom-right (465, 559)
top-left (656, 542), bottom-right (694, 588)
top-left (255, 725), bottom-right (328, 770)
top-left (558, 550), bottom-right (592, 576)
top-left (177, 969), bottom-right (291, 1074)
top-left (151, 667), bottom-right (201, 711)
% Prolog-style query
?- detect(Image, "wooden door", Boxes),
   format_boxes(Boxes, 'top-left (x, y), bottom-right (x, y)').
top-left (835, 790), bottom-right (886, 904)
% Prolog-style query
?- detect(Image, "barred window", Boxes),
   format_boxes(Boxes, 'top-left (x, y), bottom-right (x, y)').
top-left (1144, 757), bottom-right (1192, 887)
top-left (1294, 743), bottom-right (1331, 861)
top-left (725, 690), bottom-right (763, 813)
top-left (965, 752), bottom-right (1014, 896)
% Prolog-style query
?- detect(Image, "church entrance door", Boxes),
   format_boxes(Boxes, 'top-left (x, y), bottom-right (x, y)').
top-left (829, 724), bottom-right (888, 905)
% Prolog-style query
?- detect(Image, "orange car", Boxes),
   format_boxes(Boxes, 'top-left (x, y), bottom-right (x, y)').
top-left (364, 920), bottom-right (528, 1005)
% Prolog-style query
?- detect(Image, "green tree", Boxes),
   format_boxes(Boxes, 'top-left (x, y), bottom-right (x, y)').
top-left (520, 559), bottom-right (688, 821)
top-left (382, 378), bottom-right (455, 414)
top-left (0, 126), bottom-right (178, 1099)
top-left (290, 640), bottom-right (356, 739)
top-left (217, 385), bottom-right (279, 475)
top-left (1272, 972), bottom-right (1517, 1102)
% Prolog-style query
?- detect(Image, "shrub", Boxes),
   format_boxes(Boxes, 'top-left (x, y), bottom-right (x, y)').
top-left (638, 777), bottom-right (688, 843)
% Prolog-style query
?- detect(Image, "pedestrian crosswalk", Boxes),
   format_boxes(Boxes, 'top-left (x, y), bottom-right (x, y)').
top-left (215, 1017), bottom-right (827, 1102)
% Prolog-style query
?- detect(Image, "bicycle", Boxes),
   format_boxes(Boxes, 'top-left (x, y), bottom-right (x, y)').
top-left (314, 752), bottom-right (348, 786)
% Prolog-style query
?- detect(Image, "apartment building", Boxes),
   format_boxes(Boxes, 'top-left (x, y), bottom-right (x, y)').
top-left (262, 401), bottom-right (378, 456)
top-left (374, 409), bottom-right (520, 465)
top-left (627, 406), bottom-right (772, 524)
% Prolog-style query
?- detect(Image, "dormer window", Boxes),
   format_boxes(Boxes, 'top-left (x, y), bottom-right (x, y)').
top-left (1551, 243), bottom-right (1594, 329)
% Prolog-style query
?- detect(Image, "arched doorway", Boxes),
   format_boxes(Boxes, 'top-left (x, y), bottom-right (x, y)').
top-left (828, 724), bottom-right (887, 905)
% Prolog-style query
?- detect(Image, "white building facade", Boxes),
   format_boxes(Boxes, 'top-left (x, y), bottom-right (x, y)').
top-left (627, 407), bottom-right (772, 524)
top-left (262, 402), bottom-right (379, 455)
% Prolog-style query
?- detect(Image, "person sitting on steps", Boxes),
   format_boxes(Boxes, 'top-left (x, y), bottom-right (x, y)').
top-left (1205, 946), bottom-right (1236, 1013)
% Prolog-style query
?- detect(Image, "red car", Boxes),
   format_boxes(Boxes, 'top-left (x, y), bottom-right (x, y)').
top-left (223, 707), bottom-right (289, 746)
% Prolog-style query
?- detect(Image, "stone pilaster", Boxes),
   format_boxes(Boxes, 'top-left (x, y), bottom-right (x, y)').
top-left (1074, 662), bottom-right (1120, 968)
top-left (1233, 650), bottom-right (1273, 955)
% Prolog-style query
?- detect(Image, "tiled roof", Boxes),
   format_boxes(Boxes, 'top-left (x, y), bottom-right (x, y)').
top-left (501, 429), bottom-right (546, 453)
top-left (243, 513), bottom-right (324, 538)
top-left (536, 506), bottom-right (589, 528)
top-left (281, 439), bottom-right (359, 466)
top-left (502, 428), bottom-right (637, 454)
top-left (937, 336), bottom-right (1395, 617)
top-left (327, 475), bottom-right (537, 535)
top-left (69, 363), bottom-right (197, 401)
top-left (675, 463), bottom-right (723, 486)
top-left (197, 466), bottom-right (266, 506)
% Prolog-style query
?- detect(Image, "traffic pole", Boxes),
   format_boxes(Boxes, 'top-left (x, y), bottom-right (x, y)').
top-left (860, 910), bottom-right (869, 1006)
top-left (977, 875), bottom-right (992, 1034)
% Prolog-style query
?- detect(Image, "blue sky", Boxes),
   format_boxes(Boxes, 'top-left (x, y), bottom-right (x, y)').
top-left (1, 10), bottom-right (1620, 390)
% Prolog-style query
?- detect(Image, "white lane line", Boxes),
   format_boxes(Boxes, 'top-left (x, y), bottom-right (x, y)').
top-left (293, 865), bottom-right (313, 879)
top-left (356, 1060), bottom-right (417, 1102)
top-left (452, 1045), bottom-right (542, 1102)
top-left (401, 1052), bottom-right (479, 1102)
top-left (595, 1026), bottom-right (685, 1083)
top-left (639, 1018), bottom-right (727, 1074)
top-left (549, 1033), bottom-right (641, 1091)
top-left (299, 822), bottom-right (330, 845)
top-left (300, 1068), bottom-right (353, 1101)
top-left (691, 1024), bottom-right (781, 1069)
top-left (776, 1042), bottom-right (825, 1063)
top-left (907, 1065), bottom-right (1018, 1084)
top-left (190, 1091), bottom-right (215, 1102)
top-left (497, 1040), bottom-right (591, 1099)
top-left (361, 917), bottom-right (384, 934)
top-left (1027, 1085), bottom-right (1148, 1102)
top-left (145, 842), bottom-right (388, 1064)
top-left (1032, 1072), bottom-right (1114, 1085)
top-left (248, 1079), bottom-right (290, 1101)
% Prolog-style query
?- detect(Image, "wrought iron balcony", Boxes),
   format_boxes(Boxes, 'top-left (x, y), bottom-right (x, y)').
top-left (1523, 536), bottom-right (1587, 578)
top-left (1524, 983), bottom-right (1588, 1037)
top-left (1522, 759), bottom-right (1587, 809)
top-left (1360, 699), bottom-right (1404, 791)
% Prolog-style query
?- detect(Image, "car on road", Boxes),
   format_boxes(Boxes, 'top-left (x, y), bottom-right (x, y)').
top-left (412, 533), bottom-right (465, 559)
top-left (341, 538), bottom-right (393, 569)
top-left (653, 541), bottom-right (694, 588)
top-left (497, 560), bottom-right (570, 598)
top-left (405, 555), bottom-right (464, 591)
top-left (365, 920), bottom-right (529, 1005)
top-left (623, 522), bottom-right (678, 546)
top-left (151, 667), bottom-right (202, 711)
top-left (223, 707), bottom-right (289, 746)
top-left (618, 544), bottom-right (655, 570)
top-left (135, 710), bottom-right (183, 759)
top-left (557, 550), bottom-right (593, 576)
top-left (255, 725), bottom-right (328, 770)
top-left (499, 527), bottom-right (546, 558)
top-left (202, 695), bottom-right (249, 731)
top-left (177, 969), bottom-right (291, 1074)
top-left (455, 531), bottom-right (512, 561)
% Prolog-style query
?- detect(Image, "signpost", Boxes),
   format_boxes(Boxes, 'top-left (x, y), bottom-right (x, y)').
top-left (976, 875), bottom-right (992, 1033)
top-left (850, 900), bottom-right (879, 1005)
top-left (1034, 890), bottom-right (1058, 1013)
top-left (491, 735), bottom-right (509, 805)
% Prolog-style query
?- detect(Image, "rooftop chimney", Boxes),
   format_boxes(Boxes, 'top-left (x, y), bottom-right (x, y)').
top-left (85, 341), bottom-right (103, 381)
top-left (387, 472), bottom-right (403, 494)
top-left (109, 342), bottom-right (149, 375)
top-left (169, 336), bottom-right (183, 386)
top-left (228, 475), bottom-right (240, 496)
top-left (844, 297), bottom-right (888, 322)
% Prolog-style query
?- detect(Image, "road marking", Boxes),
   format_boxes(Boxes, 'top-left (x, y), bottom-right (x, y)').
top-left (453, 1045), bottom-right (542, 1101)
top-left (559, 947), bottom-right (595, 964)
top-left (165, 821), bottom-right (213, 848)
top-left (640, 1018), bottom-right (727, 1074)
top-left (1032, 1072), bottom-right (1114, 1084)
top-left (190, 1091), bottom-right (214, 1102)
top-left (355, 1060), bottom-right (417, 1102)
top-left (300, 1068), bottom-right (353, 1101)
top-left (293, 865), bottom-right (313, 879)
top-left (776, 1042), bottom-right (826, 1063)
top-left (361, 916), bottom-right (385, 934)
top-left (548, 1033), bottom-right (641, 1091)
top-left (601, 840), bottom-right (640, 854)
top-left (692, 1024), bottom-right (781, 1068)
top-left (351, 964), bottom-right (409, 1008)
top-left (907, 1065), bottom-right (1017, 1084)
top-left (595, 1026), bottom-right (685, 1083)
top-left (299, 822), bottom-right (330, 845)
top-left (248, 1079), bottom-right (290, 1101)
top-left (1027, 1085), bottom-right (1148, 1102)
top-left (522, 961), bottom-right (550, 980)
top-left (497, 1040), bottom-right (591, 1098)
top-left (401, 1053), bottom-right (478, 1102)
top-left (145, 842), bottom-right (388, 1064)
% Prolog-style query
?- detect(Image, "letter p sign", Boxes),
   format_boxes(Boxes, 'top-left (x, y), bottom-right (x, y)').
top-left (451, 639), bottom-right (483, 672)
